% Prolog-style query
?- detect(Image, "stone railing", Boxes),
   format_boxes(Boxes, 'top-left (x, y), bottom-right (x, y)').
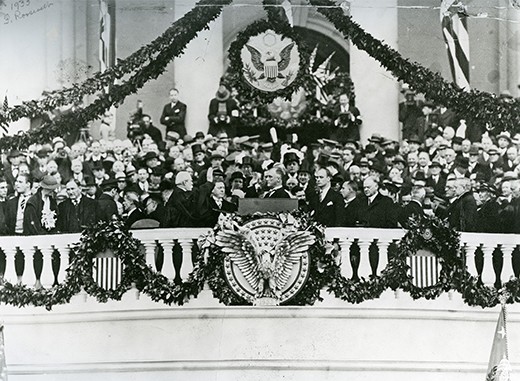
top-left (0, 228), bottom-right (519, 290)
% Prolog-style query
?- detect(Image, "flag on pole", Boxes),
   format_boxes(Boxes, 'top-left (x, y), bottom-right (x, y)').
top-left (0, 326), bottom-right (7, 381)
top-left (281, 0), bottom-right (294, 27)
top-left (441, 1), bottom-right (470, 90)
top-left (99, 0), bottom-right (116, 72)
top-left (485, 306), bottom-right (512, 381)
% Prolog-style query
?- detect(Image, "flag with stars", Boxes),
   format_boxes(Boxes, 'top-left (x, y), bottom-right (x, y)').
top-left (0, 325), bottom-right (7, 381)
top-left (486, 307), bottom-right (511, 381)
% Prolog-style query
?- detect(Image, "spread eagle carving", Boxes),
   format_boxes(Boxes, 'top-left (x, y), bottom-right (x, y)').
top-left (216, 223), bottom-right (315, 300)
top-left (245, 42), bottom-right (295, 82)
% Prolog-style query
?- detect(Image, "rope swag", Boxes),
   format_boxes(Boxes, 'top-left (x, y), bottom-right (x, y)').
top-left (0, 0), bottom-right (233, 151)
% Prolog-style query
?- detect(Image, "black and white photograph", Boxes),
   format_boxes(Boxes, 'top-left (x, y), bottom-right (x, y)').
top-left (1, 0), bottom-right (520, 380)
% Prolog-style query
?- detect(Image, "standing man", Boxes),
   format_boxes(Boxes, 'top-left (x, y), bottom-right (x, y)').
top-left (5, 174), bottom-right (32, 235)
top-left (358, 176), bottom-right (397, 228)
top-left (308, 168), bottom-right (345, 227)
top-left (448, 177), bottom-right (477, 232)
top-left (58, 179), bottom-right (98, 233)
top-left (263, 167), bottom-right (291, 198)
top-left (160, 88), bottom-right (187, 138)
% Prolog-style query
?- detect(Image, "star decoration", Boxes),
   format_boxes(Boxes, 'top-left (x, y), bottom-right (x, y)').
top-left (498, 326), bottom-right (506, 339)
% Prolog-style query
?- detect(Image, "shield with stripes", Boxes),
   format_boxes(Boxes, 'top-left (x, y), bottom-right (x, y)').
top-left (94, 249), bottom-right (124, 290)
top-left (407, 249), bottom-right (441, 288)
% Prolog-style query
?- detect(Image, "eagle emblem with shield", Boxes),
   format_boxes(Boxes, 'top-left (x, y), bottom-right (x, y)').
top-left (240, 30), bottom-right (301, 92)
top-left (215, 217), bottom-right (314, 305)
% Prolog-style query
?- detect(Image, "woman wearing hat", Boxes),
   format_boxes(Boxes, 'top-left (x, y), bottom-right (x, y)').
top-left (208, 83), bottom-right (239, 138)
top-left (23, 175), bottom-right (59, 235)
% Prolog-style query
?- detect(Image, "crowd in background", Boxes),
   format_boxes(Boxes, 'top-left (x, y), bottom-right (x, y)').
top-left (1, 83), bottom-right (520, 236)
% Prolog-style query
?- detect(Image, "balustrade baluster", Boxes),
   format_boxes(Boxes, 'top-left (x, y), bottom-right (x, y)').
top-left (464, 243), bottom-right (478, 277)
top-left (481, 244), bottom-right (496, 287)
top-left (338, 238), bottom-right (353, 279)
top-left (143, 240), bottom-right (157, 271)
top-left (158, 240), bottom-right (175, 280)
top-left (377, 239), bottom-right (391, 275)
top-left (20, 246), bottom-right (37, 287)
top-left (3, 246), bottom-right (18, 284)
top-left (357, 239), bottom-right (372, 279)
top-left (178, 239), bottom-right (194, 280)
top-left (38, 246), bottom-right (55, 288)
top-left (500, 244), bottom-right (516, 284)
top-left (53, 244), bottom-right (70, 285)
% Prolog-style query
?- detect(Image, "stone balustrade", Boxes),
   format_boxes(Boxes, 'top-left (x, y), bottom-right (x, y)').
top-left (0, 228), bottom-right (518, 291)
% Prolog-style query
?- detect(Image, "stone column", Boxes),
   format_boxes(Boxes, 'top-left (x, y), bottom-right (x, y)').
top-left (349, 0), bottom-right (399, 143)
top-left (173, 1), bottom-right (224, 136)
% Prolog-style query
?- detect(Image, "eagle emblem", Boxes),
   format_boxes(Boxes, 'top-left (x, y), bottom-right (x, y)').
top-left (240, 30), bottom-right (300, 92)
top-left (216, 218), bottom-right (315, 305)
top-left (245, 43), bottom-right (295, 82)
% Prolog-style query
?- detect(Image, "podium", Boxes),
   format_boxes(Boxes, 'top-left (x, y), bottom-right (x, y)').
top-left (237, 198), bottom-right (298, 215)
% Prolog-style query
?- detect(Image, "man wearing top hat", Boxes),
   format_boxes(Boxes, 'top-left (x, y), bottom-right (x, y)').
top-left (426, 161), bottom-right (447, 197)
top-left (160, 88), bottom-right (187, 138)
top-left (23, 175), bottom-right (59, 235)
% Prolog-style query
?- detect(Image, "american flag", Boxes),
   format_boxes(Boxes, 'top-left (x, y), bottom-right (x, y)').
top-left (312, 52), bottom-right (336, 105)
top-left (99, 0), bottom-right (115, 72)
top-left (441, 0), bottom-right (470, 90)
top-left (0, 326), bottom-right (7, 381)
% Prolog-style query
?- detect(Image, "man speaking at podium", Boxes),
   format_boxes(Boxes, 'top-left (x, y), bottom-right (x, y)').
top-left (263, 167), bottom-right (291, 199)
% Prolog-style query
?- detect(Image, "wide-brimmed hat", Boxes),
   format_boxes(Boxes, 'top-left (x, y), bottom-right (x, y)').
top-left (230, 171), bottom-right (245, 182)
top-left (497, 131), bottom-right (512, 142)
top-left (209, 153), bottom-right (224, 161)
top-left (215, 86), bottom-right (230, 101)
top-left (407, 135), bottom-right (421, 145)
top-left (40, 175), bottom-right (59, 190)
top-left (368, 133), bottom-right (384, 144)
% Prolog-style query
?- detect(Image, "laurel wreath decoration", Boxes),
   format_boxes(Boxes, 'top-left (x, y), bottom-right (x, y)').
top-left (199, 211), bottom-right (340, 306)
top-left (227, 18), bottom-right (312, 103)
top-left (381, 217), bottom-right (463, 299)
top-left (0, 218), bottom-right (204, 309)
top-left (0, 215), bottom-right (513, 309)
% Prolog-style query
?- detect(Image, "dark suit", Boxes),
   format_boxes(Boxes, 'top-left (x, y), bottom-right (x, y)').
top-left (207, 98), bottom-right (239, 137)
top-left (5, 195), bottom-right (24, 235)
top-left (0, 201), bottom-right (7, 235)
top-left (57, 196), bottom-right (99, 233)
top-left (357, 193), bottom-right (398, 228)
top-left (447, 192), bottom-right (477, 232)
top-left (426, 173), bottom-right (447, 197)
top-left (97, 193), bottom-right (118, 222)
top-left (341, 196), bottom-right (363, 227)
top-left (399, 200), bottom-right (424, 228)
top-left (264, 187), bottom-right (291, 199)
top-left (125, 208), bottom-right (147, 229)
top-left (163, 187), bottom-right (197, 228)
top-left (308, 188), bottom-right (345, 227)
top-left (198, 197), bottom-right (237, 228)
top-left (330, 104), bottom-right (362, 143)
top-left (476, 199), bottom-right (501, 233)
top-left (160, 101), bottom-right (187, 137)
top-left (23, 190), bottom-right (59, 235)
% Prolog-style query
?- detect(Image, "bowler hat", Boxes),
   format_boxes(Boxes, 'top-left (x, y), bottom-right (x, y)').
top-left (230, 171), bottom-right (245, 182)
top-left (209, 153), bottom-right (224, 161)
top-left (408, 135), bottom-right (421, 145)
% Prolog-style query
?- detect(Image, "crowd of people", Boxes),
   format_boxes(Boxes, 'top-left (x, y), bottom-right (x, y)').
top-left (0, 84), bottom-right (520, 236)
